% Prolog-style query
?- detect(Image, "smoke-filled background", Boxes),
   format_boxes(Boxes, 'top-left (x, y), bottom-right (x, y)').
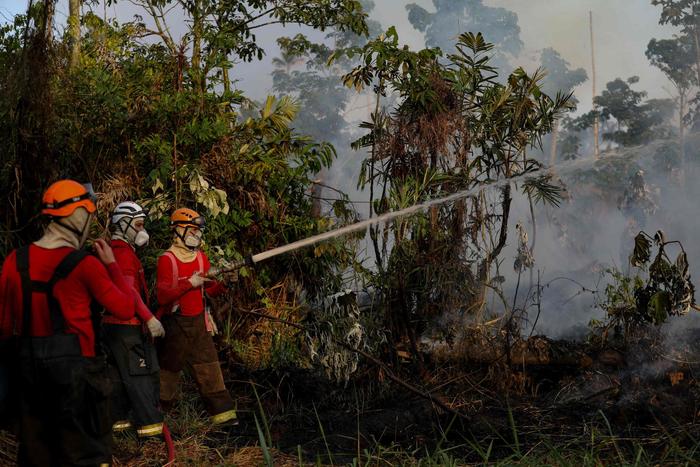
top-left (2, 0), bottom-right (697, 341)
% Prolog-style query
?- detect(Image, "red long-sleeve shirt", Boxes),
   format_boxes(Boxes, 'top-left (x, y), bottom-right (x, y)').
top-left (104, 239), bottom-right (153, 325)
top-left (0, 245), bottom-right (137, 356)
top-left (156, 251), bottom-right (224, 317)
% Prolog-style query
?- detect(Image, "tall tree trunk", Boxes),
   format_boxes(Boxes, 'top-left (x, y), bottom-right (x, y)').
top-left (429, 149), bottom-right (438, 241)
top-left (473, 185), bottom-right (512, 319)
top-left (590, 11), bottom-right (599, 159)
top-left (680, 89), bottom-right (686, 184)
top-left (693, 30), bottom-right (700, 89)
top-left (222, 63), bottom-right (230, 94)
top-left (549, 118), bottom-right (559, 165)
top-left (191, 0), bottom-right (204, 96)
top-left (68, 0), bottom-right (80, 69)
top-left (310, 173), bottom-right (325, 218)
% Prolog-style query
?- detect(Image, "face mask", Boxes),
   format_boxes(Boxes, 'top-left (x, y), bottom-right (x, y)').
top-left (117, 218), bottom-right (149, 248)
top-left (184, 231), bottom-right (202, 250)
top-left (133, 230), bottom-right (150, 247)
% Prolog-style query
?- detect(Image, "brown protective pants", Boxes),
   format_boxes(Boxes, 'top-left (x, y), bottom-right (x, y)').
top-left (158, 313), bottom-right (235, 417)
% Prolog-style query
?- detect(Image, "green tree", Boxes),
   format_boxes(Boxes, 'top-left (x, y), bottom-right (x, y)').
top-left (646, 36), bottom-right (696, 169)
top-left (113, 0), bottom-right (369, 95)
top-left (1, 3), bottom-right (57, 247)
top-left (406, 0), bottom-right (522, 71)
top-left (573, 77), bottom-right (674, 147)
top-left (271, 0), bottom-right (382, 212)
top-left (272, 36), bottom-right (349, 143)
top-left (652, 0), bottom-right (700, 85)
top-left (539, 48), bottom-right (587, 164)
top-left (1, 0), bottom-right (370, 254)
top-left (344, 29), bottom-right (570, 356)
top-left (0, 3), bottom-right (368, 368)
top-left (270, 0), bottom-right (382, 142)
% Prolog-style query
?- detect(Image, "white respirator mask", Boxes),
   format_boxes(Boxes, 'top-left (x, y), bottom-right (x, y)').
top-left (133, 229), bottom-right (150, 247)
top-left (184, 231), bottom-right (202, 249)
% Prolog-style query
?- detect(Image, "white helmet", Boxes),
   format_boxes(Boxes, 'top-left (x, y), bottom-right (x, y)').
top-left (111, 201), bottom-right (147, 224)
top-left (111, 201), bottom-right (149, 247)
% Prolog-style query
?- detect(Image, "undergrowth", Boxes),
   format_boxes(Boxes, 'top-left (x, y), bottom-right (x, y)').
top-left (109, 376), bottom-right (700, 466)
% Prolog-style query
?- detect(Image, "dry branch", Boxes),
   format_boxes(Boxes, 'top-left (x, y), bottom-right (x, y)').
top-left (239, 309), bottom-right (471, 421)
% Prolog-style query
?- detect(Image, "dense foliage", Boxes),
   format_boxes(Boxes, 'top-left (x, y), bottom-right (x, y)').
top-left (0, 2), bottom-right (369, 367)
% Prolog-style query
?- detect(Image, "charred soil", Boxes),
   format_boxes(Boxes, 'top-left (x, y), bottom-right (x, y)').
top-left (3, 330), bottom-right (700, 465)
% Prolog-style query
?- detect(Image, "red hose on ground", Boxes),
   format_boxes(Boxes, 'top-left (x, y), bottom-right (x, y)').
top-left (162, 423), bottom-right (175, 464)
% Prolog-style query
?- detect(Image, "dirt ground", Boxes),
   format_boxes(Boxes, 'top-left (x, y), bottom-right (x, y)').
top-left (3, 328), bottom-right (700, 465)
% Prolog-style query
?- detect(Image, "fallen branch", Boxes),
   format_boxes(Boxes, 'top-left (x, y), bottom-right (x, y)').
top-left (238, 309), bottom-right (471, 421)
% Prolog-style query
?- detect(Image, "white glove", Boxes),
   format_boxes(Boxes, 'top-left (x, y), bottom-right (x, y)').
top-left (207, 267), bottom-right (220, 278)
top-left (206, 310), bottom-right (219, 336)
top-left (146, 317), bottom-right (165, 338)
top-left (207, 267), bottom-right (237, 283)
top-left (188, 271), bottom-right (210, 288)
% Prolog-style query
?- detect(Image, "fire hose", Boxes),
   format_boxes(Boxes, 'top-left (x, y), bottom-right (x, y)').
top-left (162, 423), bottom-right (175, 465)
top-left (205, 178), bottom-right (503, 277)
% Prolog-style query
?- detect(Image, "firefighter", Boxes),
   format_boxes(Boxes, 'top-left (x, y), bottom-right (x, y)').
top-left (0, 180), bottom-right (137, 466)
top-left (103, 201), bottom-right (166, 438)
top-left (156, 208), bottom-right (237, 425)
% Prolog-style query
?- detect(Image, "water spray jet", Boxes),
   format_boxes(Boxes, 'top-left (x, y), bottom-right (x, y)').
top-left (211, 140), bottom-right (674, 276)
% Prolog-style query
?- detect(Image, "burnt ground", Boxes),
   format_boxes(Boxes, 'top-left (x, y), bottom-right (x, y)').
top-left (157, 328), bottom-right (700, 464)
top-left (4, 330), bottom-right (700, 465)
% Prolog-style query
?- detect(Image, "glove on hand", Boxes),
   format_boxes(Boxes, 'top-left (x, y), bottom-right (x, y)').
top-left (208, 267), bottom-right (238, 283)
top-left (188, 271), bottom-right (209, 288)
top-left (146, 317), bottom-right (165, 338)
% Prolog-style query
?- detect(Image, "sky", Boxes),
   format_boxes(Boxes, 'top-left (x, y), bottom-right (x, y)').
top-left (0, 0), bottom-right (681, 113)
top-left (487, 0), bottom-right (678, 112)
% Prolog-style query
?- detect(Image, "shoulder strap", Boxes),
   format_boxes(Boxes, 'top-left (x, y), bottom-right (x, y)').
top-left (163, 252), bottom-right (182, 313)
top-left (164, 252), bottom-right (178, 287)
top-left (137, 263), bottom-right (149, 302)
top-left (15, 246), bottom-right (32, 335)
top-left (196, 251), bottom-right (204, 274)
top-left (14, 247), bottom-right (88, 336)
top-left (49, 250), bottom-right (89, 285)
top-left (196, 252), bottom-right (209, 319)
top-left (46, 250), bottom-right (89, 334)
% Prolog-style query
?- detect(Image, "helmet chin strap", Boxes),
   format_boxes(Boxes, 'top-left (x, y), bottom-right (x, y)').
top-left (175, 226), bottom-right (200, 250)
top-left (56, 216), bottom-right (90, 247)
top-left (117, 218), bottom-right (137, 244)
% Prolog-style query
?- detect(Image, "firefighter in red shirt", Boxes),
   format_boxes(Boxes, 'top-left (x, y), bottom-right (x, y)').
top-left (156, 208), bottom-right (237, 425)
top-left (103, 201), bottom-right (166, 438)
top-left (0, 180), bottom-right (137, 466)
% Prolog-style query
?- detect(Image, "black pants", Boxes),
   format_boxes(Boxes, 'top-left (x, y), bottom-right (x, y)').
top-left (0, 338), bottom-right (19, 432)
top-left (103, 324), bottom-right (162, 435)
top-left (18, 336), bottom-right (112, 467)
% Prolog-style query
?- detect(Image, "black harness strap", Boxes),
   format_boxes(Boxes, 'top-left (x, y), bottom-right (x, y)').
top-left (46, 250), bottom-right (89, 334)
top-left (15, 246), bottom-right (89, 336)
top-left (15, 246), bottom-right (32, 336)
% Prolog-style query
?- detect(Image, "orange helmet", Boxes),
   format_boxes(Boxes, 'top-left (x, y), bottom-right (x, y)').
top-left (170, 208), bottom-right (205, 230)
top-left (42, 180), bottom-right (96, 218)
